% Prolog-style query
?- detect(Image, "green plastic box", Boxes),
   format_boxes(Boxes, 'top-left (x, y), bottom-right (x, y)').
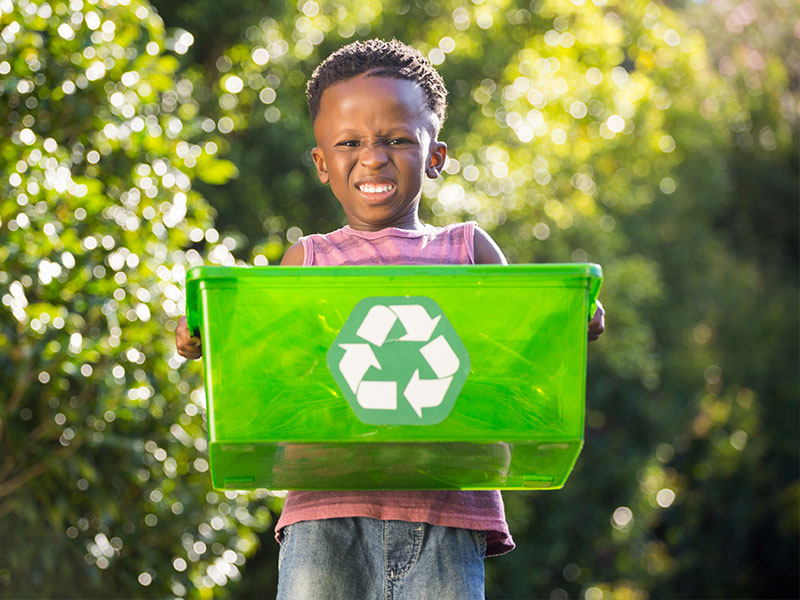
top-left (185, 264), bottom-right (602, 491)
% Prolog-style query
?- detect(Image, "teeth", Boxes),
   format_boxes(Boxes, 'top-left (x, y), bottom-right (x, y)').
top-left (359, 183), bottom-right (394, 194)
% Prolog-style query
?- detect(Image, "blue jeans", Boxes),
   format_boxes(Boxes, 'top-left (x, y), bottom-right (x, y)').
top-left (276, 517), bottom-right (486, 600)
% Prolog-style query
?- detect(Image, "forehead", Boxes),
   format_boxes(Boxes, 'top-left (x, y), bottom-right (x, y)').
top-left (314, 74), bottom-right (437, 134)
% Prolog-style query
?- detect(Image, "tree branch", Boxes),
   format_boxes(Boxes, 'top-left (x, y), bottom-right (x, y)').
top-left (0, 440), bottom-right (83, 499)
top-left (7, 370), bottom-right (33, 415)
top-left (0, 370), bottom-right (33, 447)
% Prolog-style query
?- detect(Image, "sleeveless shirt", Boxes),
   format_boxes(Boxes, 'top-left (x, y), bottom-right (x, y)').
top-left (274, 222), bottom-right (515, 556)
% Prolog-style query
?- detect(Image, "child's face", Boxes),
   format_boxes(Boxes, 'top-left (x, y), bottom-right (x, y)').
top-left (311, 73), bottom-right (447, 231)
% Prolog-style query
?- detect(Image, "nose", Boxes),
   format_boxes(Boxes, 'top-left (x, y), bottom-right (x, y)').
top-left (359, 142), bottom-right (389, 169)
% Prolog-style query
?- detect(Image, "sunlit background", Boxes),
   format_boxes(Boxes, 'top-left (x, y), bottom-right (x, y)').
top-left (0, 0), bottom-right (797, 598)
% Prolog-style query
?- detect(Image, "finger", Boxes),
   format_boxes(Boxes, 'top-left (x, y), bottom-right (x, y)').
top-left (178, 324), bottom-right (201, 343)
top-left (587, 323), bottom-right (604, 342)
top-left (588, 307), bottom-right (604, 340)
top-left (176, 322), bottom-right (201, 344)
top-left (178, 335), bottom-right (201, 348)
top-left (176, 322), bottom-right (188, 342)
top-left (588, 320), bottom-right (604, 336)
top-left (177, 346), bottom-right (201, 359)
top-left (177, 336), bottom-right (198, 352)
top-left (589, 300), bottom-right (604, 326)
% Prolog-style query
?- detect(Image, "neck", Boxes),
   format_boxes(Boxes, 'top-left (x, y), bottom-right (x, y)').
top-left (347, 213), bottom-right (425, 232)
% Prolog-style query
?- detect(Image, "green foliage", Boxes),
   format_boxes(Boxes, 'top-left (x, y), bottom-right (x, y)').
top-left (0, 1), bottom-right (278, 597)
top-left (3, 0), bottom-right (797, 597)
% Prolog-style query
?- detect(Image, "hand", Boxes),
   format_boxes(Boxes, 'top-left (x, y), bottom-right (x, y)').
top-left (588, 300), bottom-right (605, 342)
top-left (176, 316), bottom-right (202, 359)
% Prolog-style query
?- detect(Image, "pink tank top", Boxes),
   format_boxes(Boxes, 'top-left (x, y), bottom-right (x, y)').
top-left (275, 222), bottom-right (515, 556)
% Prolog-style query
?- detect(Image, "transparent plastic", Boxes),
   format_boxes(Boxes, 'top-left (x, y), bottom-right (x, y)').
top-left (185, 264), bottom-right (602, 491)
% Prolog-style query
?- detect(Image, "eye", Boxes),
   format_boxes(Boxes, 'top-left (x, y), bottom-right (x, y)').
top-left (336, 140), bottom-right (359, 148)
top-left (387, 138), bottom-right (411, 146)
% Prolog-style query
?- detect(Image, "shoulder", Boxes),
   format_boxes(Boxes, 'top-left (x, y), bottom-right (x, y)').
top-left (284, 227), bottom-right (353, 266)
top-left (280, 241), bottom-right (305, 265)
top-left (472, 225), bottom-right (507, 265)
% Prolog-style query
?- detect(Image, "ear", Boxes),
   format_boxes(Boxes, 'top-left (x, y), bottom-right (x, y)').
top-left (425, 141), bottom-right (447, 179)
top-left (311, 147), bottom-right (329, 184)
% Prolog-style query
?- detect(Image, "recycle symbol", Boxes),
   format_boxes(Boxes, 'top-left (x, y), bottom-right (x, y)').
top-left (327, 297), bottom-right (471, 425)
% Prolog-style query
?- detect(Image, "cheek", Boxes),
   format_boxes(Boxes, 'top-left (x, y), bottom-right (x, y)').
top-left (401, 149), bottom-right (427, 174)
top-left (327, 157), bottom-right (353, 185)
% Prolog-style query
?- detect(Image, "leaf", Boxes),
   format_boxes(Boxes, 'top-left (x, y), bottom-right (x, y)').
top-left (195, 157), bottom-right (240, 185)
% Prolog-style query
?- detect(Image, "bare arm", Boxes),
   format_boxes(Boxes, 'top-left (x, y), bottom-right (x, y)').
top-left (280, 241), bottom-right (305, 266)
top-left (473, 226), bottom-right (508, 265)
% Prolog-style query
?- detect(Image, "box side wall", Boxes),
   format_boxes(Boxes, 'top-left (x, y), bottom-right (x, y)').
top-left (195, 268), bottom-right (596, 490)
top-left (201, 273), bottom-right (591, 443)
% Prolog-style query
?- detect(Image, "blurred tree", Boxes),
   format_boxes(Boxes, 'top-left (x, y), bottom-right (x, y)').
top-left (582, 2), bottom-right (799, 597)
top-left (145, 0), bottom-right (797, 598)
top-left (3, 0), bottom-right (797, 597)
top-left (0, 1), bottom-right (280, 598)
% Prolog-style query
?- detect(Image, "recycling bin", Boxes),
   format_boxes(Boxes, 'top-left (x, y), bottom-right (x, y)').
top-left (185, 263), bottom-right (602, 491)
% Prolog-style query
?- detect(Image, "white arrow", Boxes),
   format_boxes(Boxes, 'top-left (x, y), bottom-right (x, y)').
top-left (403, 370), bottom-right (453, 417)
top-left (419, 335), bottom-right (460, 378)
top-left (390, 305), bottom-right (441, 342)
top-left (356, 305), bottom-right (397, 347)
top-left (357, 380), bottom-right (397, 410)
top-left (338, 343), bottom-right (381, 393)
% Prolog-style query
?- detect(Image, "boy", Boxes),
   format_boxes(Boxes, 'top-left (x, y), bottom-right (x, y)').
top-left (177, 39), bottom-right (604, 599)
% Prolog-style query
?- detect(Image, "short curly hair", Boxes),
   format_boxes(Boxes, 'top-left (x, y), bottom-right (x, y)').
top-left (307, 39), bottom-right (448, 130)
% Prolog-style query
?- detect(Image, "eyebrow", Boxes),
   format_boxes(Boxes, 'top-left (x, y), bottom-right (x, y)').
top-left (332, 128), bottom-right (419, 138)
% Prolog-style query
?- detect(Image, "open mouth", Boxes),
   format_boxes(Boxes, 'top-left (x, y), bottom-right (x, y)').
top-left (355, 180), bottom-right (397, 203)
top-left (357, 182), bottom-right (395, 194)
